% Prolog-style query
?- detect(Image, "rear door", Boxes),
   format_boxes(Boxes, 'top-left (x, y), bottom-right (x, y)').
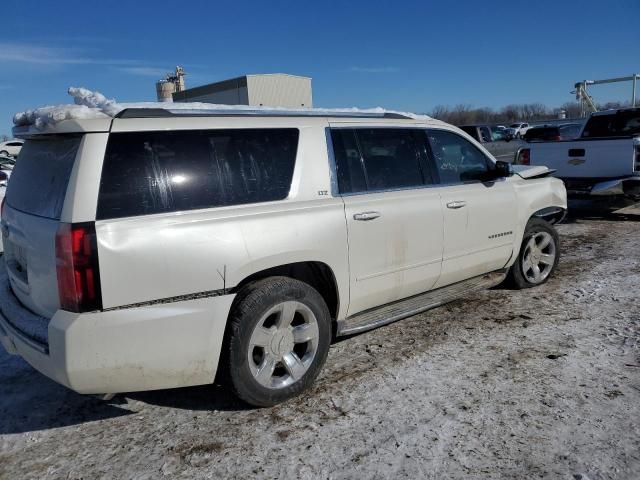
top-left (425, 128), bottom-right (517, 288)
top-left (2, 135), bottom-right (88, 317)
top-left (329, 127), bottom-right (443, 316)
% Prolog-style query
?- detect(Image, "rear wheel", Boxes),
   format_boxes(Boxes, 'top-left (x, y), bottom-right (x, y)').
top-left (508, 218), bottom-right (560, 289)
top-left (223, 277), bottom-right (331, 407)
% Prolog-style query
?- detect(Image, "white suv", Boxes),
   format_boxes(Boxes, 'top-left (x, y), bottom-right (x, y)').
top-left (509, 122), bottom-right (531, 138)
top-left (0, 105), bottom-right (567, 406)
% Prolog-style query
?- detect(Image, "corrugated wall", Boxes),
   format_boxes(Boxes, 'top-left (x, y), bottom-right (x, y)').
top-left (179, 86), bottom-right (249, 105)
top-left (247, 75), bottom-right (312, 107)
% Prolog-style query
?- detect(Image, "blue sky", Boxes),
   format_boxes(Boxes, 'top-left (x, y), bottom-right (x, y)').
top-left (1, 0), bottom-right (638, 136)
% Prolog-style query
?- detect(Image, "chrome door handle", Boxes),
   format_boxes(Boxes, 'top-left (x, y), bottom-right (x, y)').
top-left (446, 201), bottom-right (466, 209)
top-left (353, 211), bottom-right (381, 221)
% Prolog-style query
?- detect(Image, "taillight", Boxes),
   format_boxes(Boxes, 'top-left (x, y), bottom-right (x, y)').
top-left (55, 222), bottom-right (102, 312)
top-left (516, 148), bottom-right (531, 165)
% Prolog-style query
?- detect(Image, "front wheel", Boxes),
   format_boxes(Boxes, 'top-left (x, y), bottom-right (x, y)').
top-left (507, 218), bottom-right (560, 289)
top-left (223, 277), bottom-right (331, 407)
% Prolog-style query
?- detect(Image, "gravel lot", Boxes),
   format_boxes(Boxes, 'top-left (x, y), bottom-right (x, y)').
top-left (1, 204), bottom-right (639, 480)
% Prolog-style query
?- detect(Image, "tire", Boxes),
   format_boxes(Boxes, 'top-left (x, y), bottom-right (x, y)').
top-left (222, 277), bottom-right (331, 407)
top-left (507, 218), bottom-right (560, 289)
top-left (0, 151), bottom-right (8, 157)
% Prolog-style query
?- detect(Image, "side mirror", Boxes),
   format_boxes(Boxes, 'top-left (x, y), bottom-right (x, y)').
top-left (494, 160), bottom-right (512, 178)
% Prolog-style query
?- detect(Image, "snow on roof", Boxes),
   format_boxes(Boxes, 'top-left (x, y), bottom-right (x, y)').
top-left (13, 87), bottom-right (434, 130)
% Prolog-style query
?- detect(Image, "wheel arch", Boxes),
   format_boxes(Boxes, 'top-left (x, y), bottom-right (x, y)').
top-left (230, 261), bottom-right (340, 325)
top-left (530, 206), bottom-right (567, 225)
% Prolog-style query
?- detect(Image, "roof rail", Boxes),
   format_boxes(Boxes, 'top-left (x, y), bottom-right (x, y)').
top-left (114, 107), bottom-right (413, 120)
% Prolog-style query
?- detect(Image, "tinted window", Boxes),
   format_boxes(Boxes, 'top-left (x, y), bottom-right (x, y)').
top-left (479, 127), bottom-right (492, 142)
top-left (582, 110), bottom-right (640, 138)
top-left (331, 128), bottom-right (430, 194)
top-left (459, 126), bottom-right (477, 138)
top-left (6, 135), bottom-right (82, 219)
top-left (426, 129), bottom-right (492, 184)
top-left (97, 129), bottom-right (299, 220)
top-left (331, 129), bottom-right (367, 194)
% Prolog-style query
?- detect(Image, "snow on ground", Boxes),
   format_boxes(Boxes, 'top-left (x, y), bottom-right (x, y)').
top-left (13, 88), bottom-right (434, 129)
top-left (0, 205), bottom-right (639, 479)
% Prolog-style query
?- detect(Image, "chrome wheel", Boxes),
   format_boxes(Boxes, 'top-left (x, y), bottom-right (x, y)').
top-left (247, 300), bottom-right (320, 389)
top-left (521, 231), bottom-right (556, 284)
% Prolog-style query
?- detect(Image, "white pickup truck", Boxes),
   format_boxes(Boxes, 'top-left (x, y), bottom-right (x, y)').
top-left (515, 108), bottom-right (640, 199)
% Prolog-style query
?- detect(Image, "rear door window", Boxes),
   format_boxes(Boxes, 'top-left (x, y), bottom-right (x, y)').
top-left (330, 128), bottom-right (432, 194)
top-left (6, 135), bottom-right (82, 219)
top-left (97, 129), bottom-right (299, 220)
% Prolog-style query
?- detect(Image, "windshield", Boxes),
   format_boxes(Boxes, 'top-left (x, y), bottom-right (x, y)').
top-left (6, 135), bottom-right (82, 219)
top-left (582, 110), bottom-right (640, 138)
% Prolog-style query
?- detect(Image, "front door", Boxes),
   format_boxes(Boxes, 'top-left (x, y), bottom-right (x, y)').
top-left (329, 127), bottom-right (444, 316)
top-left (424, 128), bottom-right (518, 288)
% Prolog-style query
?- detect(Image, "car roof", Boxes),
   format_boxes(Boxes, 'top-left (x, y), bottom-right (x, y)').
top-left (13, 101), bottom-right (452, 137)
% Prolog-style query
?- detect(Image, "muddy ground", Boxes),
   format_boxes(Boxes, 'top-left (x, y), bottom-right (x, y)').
top-left (1, 203), bottom-right (639, 479)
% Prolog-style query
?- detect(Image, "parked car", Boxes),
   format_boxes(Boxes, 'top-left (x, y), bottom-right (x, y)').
top-left (523, 123), bottom-right (583, 142)
top-left (515, 107), bottom-right (640, 199)
top-left (508, 122), bottom-right (531, 138)
top-left (0, 104), bottom-right (566, 406)
top-left (458, 124), bottom-right (525, 163)
top-left (0, 139), bottom-right (23, 158)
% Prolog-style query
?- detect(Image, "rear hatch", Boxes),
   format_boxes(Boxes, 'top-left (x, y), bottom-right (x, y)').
top-left (3, 135), bottom-right (83, 318)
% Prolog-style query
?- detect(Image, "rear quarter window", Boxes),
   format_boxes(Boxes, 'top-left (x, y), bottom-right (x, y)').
top-left (6, 135), bottom-right (82, 219)
top-left (97, 129), bottom-right (299, 220)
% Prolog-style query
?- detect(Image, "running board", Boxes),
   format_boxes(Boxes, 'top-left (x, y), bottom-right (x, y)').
top-left (336, 271), bottom-right (507, 336)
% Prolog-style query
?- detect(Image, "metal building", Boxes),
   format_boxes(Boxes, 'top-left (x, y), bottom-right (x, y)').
top-left (172, 74), bottom-right (312, 107)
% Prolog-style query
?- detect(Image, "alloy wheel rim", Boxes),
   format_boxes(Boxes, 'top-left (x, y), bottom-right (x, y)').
top-left (521, 231), bottom-right (556, 284)
top-left (248, 300), bottom-right (319, 389)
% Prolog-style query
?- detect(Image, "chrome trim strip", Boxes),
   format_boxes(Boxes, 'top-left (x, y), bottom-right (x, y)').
top-left (102, 288), bottom-right (229, 312)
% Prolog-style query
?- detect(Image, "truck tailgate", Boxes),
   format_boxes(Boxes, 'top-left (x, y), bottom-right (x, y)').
top-left (529, 139), bottom-right (636, 178)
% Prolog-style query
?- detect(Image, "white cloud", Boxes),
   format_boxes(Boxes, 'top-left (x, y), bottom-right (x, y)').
top-left (0, 42), bottom-right (91, 65)
top-left (0, 42), bottom-right (141, 67)
top-left (349, 66), bottom-right (399, 73)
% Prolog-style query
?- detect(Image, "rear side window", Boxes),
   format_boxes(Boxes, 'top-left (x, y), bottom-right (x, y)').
top-left (97, 129), bottom-right (299, 220)
top-left (331, 128), bottom-right (431, 194)
top-left (582, 110), bottom-right (640, 138)
top-left (6, 135), bottom-right (82, 219)
top-left (426, 129), bottom-right (492, 184)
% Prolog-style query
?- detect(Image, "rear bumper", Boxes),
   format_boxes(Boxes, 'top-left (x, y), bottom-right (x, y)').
top-left (563, 176), bottom-right (640, 197)
top-left (0, 293), bottom-right (235, 394)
